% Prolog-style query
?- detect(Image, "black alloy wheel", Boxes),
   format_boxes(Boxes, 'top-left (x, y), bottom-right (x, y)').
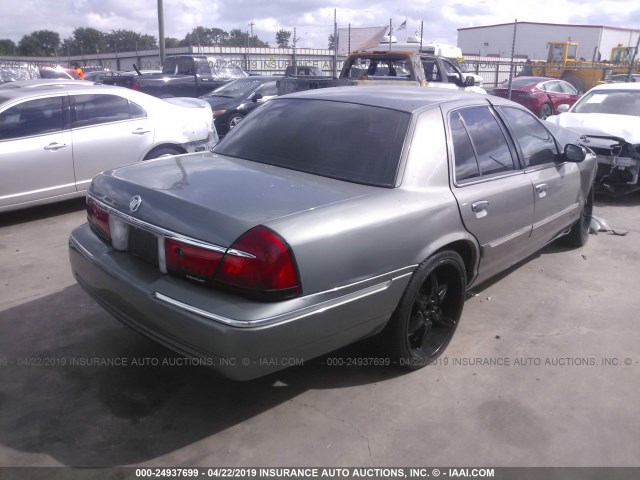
top-left (386, 250), bottom-right (466, 369)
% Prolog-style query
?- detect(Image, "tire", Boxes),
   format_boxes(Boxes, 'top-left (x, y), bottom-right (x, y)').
top-left (563, 188), bottom-right (593, 247)
top-left (385, 250), bottom-right (467, 370)
top-left (228, 113), bottom-right (244, 131)
top-left (561, 74), bottom-right (585, 94)
top-left (144, 147), bottom-right (182, 160)
top-left (539, 103), bottom-right (553, 120)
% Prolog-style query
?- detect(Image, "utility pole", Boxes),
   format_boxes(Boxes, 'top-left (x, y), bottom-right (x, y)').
top-left (293, 27), bottom-right (297, 66)
top-left (333, 8), bottom-right (338, 77)
top-left (626, 34), bottom-right (640, 81)
top-left (158, 0), bottom-right (165, 64)
top-left (249, 21), bottom-right (254, 46)
top-left (507, 19), bottom-right (518, 100)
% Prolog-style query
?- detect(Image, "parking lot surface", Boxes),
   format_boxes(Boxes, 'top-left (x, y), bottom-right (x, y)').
top-left (1, 194), bottom-right (639, 467)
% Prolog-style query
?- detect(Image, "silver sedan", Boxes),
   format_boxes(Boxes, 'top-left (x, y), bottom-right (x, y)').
top-left (0, 81), bottom-right (218, 212)
top-left (69, 86), bottom-right (596, 380)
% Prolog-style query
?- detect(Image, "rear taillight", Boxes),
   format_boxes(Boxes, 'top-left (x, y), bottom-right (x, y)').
top-left (165, 239), bottom-right (223, 283)
top-left (87, 197), bottom-right (111, 240)
top-left (216, 226), bottom-right (301, 299)
top-left (130, 81), bottom-right (141, 91)
top-left (164, 226), bottom-right (301, 300)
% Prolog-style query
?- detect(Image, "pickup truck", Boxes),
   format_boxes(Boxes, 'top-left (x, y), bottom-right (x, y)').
top-left (277, 51), bottom-right (486, 95)
top-left (102, 55), bottom-right (248, 98)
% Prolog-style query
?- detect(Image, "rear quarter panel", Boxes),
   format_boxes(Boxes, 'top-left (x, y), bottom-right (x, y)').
top-left (267, 106), bottom-right (478, 296)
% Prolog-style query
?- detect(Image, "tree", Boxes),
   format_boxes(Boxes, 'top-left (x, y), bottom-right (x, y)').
top-left (72, 27), bottom-right (107, 55)
top-left (105, 30), bottom-right (157, 53)
top-left (251, 34), bottom-right (269, 48)
top-left (275, 29), bottom-right (291, 48)
top-left (0, 39), bottom-right (16, 55)
top-left (17, 30), bottom-right (60, 56)
top-left (209, 28), bottom-right (229, 45)
top-left (328, 34), bottom-right (335, 50)
top-left (61, 28), bottom-right (107, 56)
top-left (226, 29), bottom-right (248, 47)
top-left (185, 26), bottom-right (228, 46)
top-left (164, 37), bottom-right (181, 48)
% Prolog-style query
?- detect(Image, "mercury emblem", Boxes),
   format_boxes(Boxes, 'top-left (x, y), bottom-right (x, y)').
top-left (129, 195), bottom-right (142, 212)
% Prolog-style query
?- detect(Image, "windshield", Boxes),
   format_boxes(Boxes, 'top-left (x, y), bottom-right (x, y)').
top-left (344, 57), bottom-right (412, 79)
top-left (204, 78), bottom-right (270, 99)
top-left (571, 90), bottom-right (640, 116)
top-left (212, 64), bottom-right (246, 79)
top-left (214, 98), bottom-right (410, 187)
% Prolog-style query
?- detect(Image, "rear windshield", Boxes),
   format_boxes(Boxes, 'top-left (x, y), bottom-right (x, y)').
top-left (500, 77), bottom-right (538, 88)
top-left (213, 98), bottom-right (410, 187)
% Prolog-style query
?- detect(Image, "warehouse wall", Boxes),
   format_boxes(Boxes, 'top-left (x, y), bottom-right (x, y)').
top-left (457, 22), bottom-right (637, 62)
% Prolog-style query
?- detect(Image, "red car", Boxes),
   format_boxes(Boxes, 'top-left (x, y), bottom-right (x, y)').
top-left (492, 77), bottom-right (580, 119)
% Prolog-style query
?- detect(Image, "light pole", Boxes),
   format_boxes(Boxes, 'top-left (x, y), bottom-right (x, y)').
top-left (248, 21), bottom-right (254, 46)
top-left (158, 0), bottom-right (166, 64)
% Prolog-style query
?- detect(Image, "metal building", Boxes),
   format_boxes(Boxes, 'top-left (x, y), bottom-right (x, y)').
top-left (457, 21), bottom-right (640, 62)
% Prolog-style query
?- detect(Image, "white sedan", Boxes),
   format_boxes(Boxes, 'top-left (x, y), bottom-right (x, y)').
top-left (0, 81), bottom-right (218, 212)
top-left (546, 82), bottom-right (640, 195)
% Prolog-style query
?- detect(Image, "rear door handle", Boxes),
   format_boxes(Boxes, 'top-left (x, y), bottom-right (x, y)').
top-left (44, 142), bottom-right (67, 151)
top-left (471, 200), bottom-right (490, 218)
top-left (132, 128), bottom-right (151, 135)
top-left (471, 200), bottom-right (490, 212)
top-left (535, 183), bottom-right (547, 198)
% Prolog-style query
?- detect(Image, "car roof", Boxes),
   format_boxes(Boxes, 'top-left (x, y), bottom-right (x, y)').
top-left (0, 82), bottom-right (142, 102)
top-left (590, 82), bottom-right (640, 91)
top-left (0, 79), bottom-right (97, 90)
top-left (282, 86), bottom-right (490, 113)
top-left (229, 75), bottom-right (282, 81)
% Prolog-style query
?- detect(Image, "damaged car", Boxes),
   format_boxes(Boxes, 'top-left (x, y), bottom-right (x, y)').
top-left (546, 82), bottom-right (640, 195)
top-left (69, 87), bottom-right (596, 380)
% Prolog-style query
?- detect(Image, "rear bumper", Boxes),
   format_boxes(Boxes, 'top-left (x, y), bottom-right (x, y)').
top-left (69, 224), bottom-right (411, 380)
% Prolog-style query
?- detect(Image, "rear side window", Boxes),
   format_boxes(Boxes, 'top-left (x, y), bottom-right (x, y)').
top-left (162, 58), bottom-right (177, 75)
top-left (498, 107), bottom-right (558, 167)
top-left (73, 94), bottom-right (139, 127)
top-left (0, 96), bottom-right (63, 140)
top-left (450, 113), bottom-right (479, 182)
top-left (214, 98), bottom-right (410, 187)
top-left (456, 107), bottom-right (515, 176)
top-left (129, 101), bottom-right (146, 119)
top-left (177, 57), bottom-right (195, 75)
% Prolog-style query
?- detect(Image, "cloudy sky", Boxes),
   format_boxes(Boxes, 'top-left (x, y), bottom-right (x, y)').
top-left (1, 0), bottom-right (639, 49)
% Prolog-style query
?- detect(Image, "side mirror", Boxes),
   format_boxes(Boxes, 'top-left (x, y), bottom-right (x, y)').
top-left (464, 76), bottom-right (475, 87)
top-left (251, 93), bottom-right (263, 103)
top-left (564, 144), bottom-right (587, 163)
top-left (557, 104), bottom-right (570, 113)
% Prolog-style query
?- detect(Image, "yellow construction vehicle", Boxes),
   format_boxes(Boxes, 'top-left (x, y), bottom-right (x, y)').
top-left (529, 41), bottom-right (639, 92)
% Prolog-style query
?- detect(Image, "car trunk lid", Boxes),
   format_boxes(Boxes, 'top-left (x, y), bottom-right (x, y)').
top-left (89, 152), bottom-right (373, 246)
